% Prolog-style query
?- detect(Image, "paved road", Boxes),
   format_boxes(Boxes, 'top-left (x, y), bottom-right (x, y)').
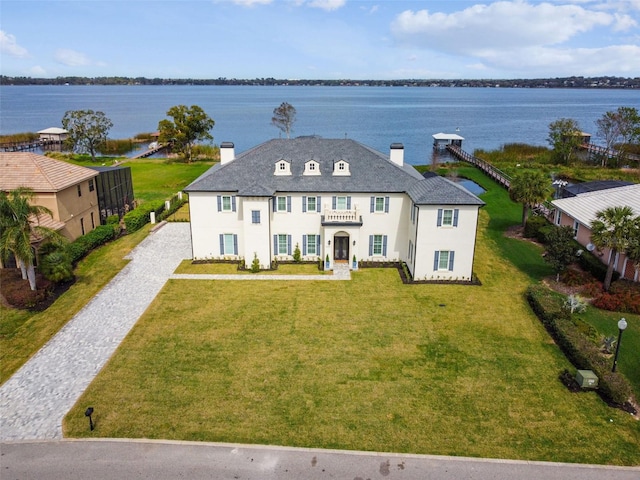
top-left (0, 223), bottom-right (193, 441)
top-left (2, 440), bottom-right (639, 480)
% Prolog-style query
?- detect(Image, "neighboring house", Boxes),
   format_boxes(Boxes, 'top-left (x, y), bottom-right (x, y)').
top-left (184, 137), bottom-right (485, 281)
top-left (0, 152), bottom-right (100, 242)
top-left (551, 184), bottom-right (640, 281)
top-left (37, 127), bottom-right (69, 143)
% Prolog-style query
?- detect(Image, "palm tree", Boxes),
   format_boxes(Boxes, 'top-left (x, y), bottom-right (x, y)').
top-left (508, 171), bottom-right (552, 227)
top-left (0, 188), bottom-right (63, 291)
top-left (590, 206), bottom-right (637, 291)
top-left (623, 217), bottom-right (640, 281)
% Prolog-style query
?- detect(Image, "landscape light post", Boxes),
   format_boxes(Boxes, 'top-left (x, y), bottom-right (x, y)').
top-left (612, 318), bottom-right (627, 373)
top-left (85, 407), bottom-right (94, 431)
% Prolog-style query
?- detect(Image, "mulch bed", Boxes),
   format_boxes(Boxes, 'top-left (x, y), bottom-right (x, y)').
top-left (0, 268), bottom-right (74, 311)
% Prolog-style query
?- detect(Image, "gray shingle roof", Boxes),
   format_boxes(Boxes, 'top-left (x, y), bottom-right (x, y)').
top-left (184, 137), bottom-right (484, 206)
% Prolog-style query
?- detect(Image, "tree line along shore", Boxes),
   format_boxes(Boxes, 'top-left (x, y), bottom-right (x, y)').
top-left (1, 75), bottom-right (639, 89)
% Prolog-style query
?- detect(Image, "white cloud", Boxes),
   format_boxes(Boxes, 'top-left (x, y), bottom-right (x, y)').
top-left (29, 65), bottom-right (47, 76)
top-left (391, 2), bottom-right (614, 53)
top-left (0, 30), bottom-right (29, 58)
top-left (231, 0), bottom-right (272, 6)
top-left (478, 44), bottom-right (640, 75)
top-left (307, 0), bottom-right (346, 11)
top-left (612, 12), bottom-right (638, 30)
top-left (54, 48), bottom-right (91, 67)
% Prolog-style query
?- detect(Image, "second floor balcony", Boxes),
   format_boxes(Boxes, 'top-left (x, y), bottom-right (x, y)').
top-left (321, 205), bottom-right (363, 226)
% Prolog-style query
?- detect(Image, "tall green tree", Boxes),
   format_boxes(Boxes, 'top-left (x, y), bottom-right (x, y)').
top-left (544, 226), bottom-right (577, 282)
top-left (271, 102), bottom-right (296, 139)
top-left (508, 171), bottom-right (552, 227)
top-left (0, 188), bottom-right (65, 290)
top-left (62, 109), bottom-right (113, 161)
top-left (158, 105), bottom-right (215, 163)
top-left (594, 110), bottom-right (620, 167)
top-left (547, 118), bottom-right (582, 164)
top-left (590, 206), bottom-right (637, 291)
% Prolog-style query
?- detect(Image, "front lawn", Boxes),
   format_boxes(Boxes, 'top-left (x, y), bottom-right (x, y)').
top-left (0, 227), bottom-right (150, 384)
top-left (64, 196), bottom-right (640, 464)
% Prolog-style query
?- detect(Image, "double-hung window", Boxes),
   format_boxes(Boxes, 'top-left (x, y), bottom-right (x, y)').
top-left (274, 234), bottom-right (292, 255)
top-left (437, 208), bottom-right (459, 227)
top-left (332, 195), bottom-right (351, 210)
top-left (434, 250), bottom-right (455, 271)
top-left (220, 234), bottom-right (238, 255)
top-left (275, 196), bottom-right (291, 213)
top-left (217, 195), bottom-right (236, 212)
top-left (305, 234), bottom-right (318, 255)
top-left (251, 210), bottom-right (260, 224)
top-left (371, 196), bottom-right (390, 213)
top-left (369, 234), bottom-right (387, 256)
top-left (306, 196), bottom-right (316, 212)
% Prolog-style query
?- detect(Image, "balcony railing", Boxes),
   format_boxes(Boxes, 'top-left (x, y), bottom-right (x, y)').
top-left (321, 206), bottom-right (363, 226)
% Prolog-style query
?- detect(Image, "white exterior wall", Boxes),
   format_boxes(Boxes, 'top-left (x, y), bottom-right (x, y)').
top-left (189, 192), bottom-right (244, 260)
top-left (190, 191), bottom-right (478, 277)
top-left (241, 197), bottom-right (271, 268)
top-left (413, 205), bottom-right (480, 281)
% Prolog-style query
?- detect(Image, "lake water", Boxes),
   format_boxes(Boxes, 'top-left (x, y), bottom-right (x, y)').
top-left (1, 85), bottom-right (638, 165)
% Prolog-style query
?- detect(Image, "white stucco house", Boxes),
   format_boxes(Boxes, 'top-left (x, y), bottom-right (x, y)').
top-left (184, 137), bottom-right (485, 281)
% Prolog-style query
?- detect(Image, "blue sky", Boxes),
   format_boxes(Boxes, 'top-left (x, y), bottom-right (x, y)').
top-left (1, 0), bottom-right (639, 79)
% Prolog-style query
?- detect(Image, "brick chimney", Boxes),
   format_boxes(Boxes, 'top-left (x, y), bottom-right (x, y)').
top-left (390, 143), bottom-right (404, 166)
top-left (220, 142), bottom-right (235, 165)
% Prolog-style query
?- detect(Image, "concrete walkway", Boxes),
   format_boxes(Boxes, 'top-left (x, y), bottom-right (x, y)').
top-left (0, 223), bottom-right (350, 441)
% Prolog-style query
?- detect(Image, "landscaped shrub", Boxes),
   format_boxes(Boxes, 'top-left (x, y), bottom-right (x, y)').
top-left (106, 214), bottom-right (120, 225)
top-left (524, 214), bottom-right (549, 239)
top-left (123, 200), bottom-right (164, 233)
top-left (67, 224), bottom-right (118, 263)
top-left (577, 250), bottom-right (618, 283)
top-left (560, 268), bottom-right (596, 287)
top-left (592, 290), bottom-right (640, 314)
top-left (157, 194), bottom-right (187, 222)
top-left (526, 284), bottom-right (633, 407)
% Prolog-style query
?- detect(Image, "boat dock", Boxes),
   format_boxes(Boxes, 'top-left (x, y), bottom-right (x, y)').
top-left (445, 144), bottom-right (512, 189)
top-left (0, 139), bottom-right (64, 153)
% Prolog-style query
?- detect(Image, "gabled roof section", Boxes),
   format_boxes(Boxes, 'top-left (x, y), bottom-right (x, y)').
top-left (0, 152), bottom-right (97, 193)
top-left (552, 184), bottom-right (640, 227)
top-left (184, 137), bottom-right (483, 206)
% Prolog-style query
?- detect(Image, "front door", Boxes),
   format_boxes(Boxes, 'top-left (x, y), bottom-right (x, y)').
top-left (334, 236), bottom-right (349, 261)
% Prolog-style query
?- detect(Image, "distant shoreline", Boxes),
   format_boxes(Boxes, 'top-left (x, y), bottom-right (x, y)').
top-left (1, 75), bottom-right (638, 89)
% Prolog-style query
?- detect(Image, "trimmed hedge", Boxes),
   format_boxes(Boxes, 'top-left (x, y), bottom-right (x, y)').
top-left (578, 249), bottom-right (618, 284)
top-left (524, 214), bottom-right (549, 239)
top-left (526, 284), bottom-right (633, 407)
top-left (68, 224), bottom-right (118, 264)
top-left (123, 194), bottom-right (187, 233)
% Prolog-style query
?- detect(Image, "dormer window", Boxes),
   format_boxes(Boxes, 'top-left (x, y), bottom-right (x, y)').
top-left (333, 160), bottom-right (350, 176)
top-left (274, 159), bottom-right (291, 176)
top-left (303, 160), bottom-right (321, 176)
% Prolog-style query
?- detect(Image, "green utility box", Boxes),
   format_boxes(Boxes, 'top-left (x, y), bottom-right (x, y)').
top-left (576, 370), bottom-right (598, 389)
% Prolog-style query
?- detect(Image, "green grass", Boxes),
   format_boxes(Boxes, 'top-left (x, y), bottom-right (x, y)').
top-left (64, 188), bottom-right (640, 464)
top-left (579, 307), bottom-right (640, 400)
top-left (0, 227), bottom-right (150, 384)
top-left (126, 160), bottom-right (212, 203)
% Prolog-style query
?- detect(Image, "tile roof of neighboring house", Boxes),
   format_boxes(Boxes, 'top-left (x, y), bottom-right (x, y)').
top-left (552, 184), bottom-right (640, 227)
top-left (185, 137), bottom-right (485, 206)
top-left (0, 152), bottom-right (97, 193)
